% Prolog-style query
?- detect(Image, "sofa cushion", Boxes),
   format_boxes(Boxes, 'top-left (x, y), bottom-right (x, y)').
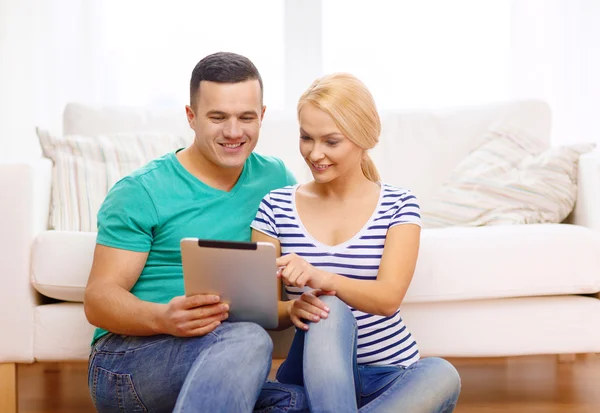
top-left (401, 295), bottom-right (600, 357)
top-left (37, 129), bottom-right (191, 232)
top-left (63, 100), bottom-right (552, 204)
top-left (63, 103), bottom-right (194, 138)
top-left (421, 122), bottom-right (596, 228)
top-left (31, 224), bottom-right (600, 303)
top-left (31, 231), bottom-right (97, 302)
top-left (405, 223), bottom-right (600, 303)
top-left (33, 302), bottom-right (95, 361)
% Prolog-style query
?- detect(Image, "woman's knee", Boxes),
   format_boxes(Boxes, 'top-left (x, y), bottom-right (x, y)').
top-left (428, 358), bottom-right (461, 405)
top-left (318, 295), bottom-right (354, 326)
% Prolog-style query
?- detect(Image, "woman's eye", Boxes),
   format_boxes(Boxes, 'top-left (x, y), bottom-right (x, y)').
top-left (327, 140), bottom-right (339, 146)
top-left (300, 135), bottom-right (312, 141)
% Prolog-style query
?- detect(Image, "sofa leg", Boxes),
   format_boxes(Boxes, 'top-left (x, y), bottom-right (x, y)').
top-left (0, 363), bottom-right (17, 413)
top-left (558, 353), bottom-right (577, 363)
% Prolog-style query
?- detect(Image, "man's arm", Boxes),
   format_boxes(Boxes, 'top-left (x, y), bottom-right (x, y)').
top-left (84, 244), bottom-right (228, 337)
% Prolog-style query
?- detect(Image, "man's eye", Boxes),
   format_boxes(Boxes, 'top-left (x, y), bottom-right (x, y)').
top-left (241, 117), bottom-right (255, 121)
top-left (210, 117), bottom-right (224, 121)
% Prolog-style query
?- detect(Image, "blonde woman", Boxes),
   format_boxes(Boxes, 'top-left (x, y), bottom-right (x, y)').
top-left (251, 73), bottom-right (460, 412)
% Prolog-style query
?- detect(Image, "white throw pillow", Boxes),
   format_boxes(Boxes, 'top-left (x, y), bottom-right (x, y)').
top-left (37, 129), bottom-right (192, 232)
top-left (421, 123), bottom-right (596, 228)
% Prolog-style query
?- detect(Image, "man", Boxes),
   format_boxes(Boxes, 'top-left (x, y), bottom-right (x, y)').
top-left (84, 52), bottom-right (307, 412)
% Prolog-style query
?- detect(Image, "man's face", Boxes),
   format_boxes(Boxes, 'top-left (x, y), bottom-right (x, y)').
top-left (186, 80), bottom-right (265, 170)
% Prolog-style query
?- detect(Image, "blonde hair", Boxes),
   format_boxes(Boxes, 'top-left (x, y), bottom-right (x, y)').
top-left (297, 73), bottom-right (381, 182)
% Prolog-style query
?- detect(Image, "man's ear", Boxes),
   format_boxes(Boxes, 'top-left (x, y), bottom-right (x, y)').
top-left (185, 105), bottom-right (196, 129)
top-left (260, 105), bottom-right (267, 122)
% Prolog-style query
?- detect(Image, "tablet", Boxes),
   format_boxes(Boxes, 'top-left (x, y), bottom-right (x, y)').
top-left (180, 238), bottom-right (278, 329)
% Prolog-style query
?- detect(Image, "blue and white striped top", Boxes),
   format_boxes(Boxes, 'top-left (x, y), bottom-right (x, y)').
top-left (251, 183), bottom-right (422, 367)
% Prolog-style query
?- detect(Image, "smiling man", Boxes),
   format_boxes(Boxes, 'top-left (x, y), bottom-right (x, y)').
top-left (83, 52), bottom-right (305, 413)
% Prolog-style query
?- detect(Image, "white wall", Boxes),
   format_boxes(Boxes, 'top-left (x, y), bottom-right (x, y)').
top-left (0, 0), bottom-right (104, 161)
top-left (1, 0), bottom-right (598, 162)
top-left (510, 0), bottom-right (600, 145)
top-left (0, 0), bottom-right (42, 160)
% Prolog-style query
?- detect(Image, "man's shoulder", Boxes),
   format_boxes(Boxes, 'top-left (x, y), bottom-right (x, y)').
top-left (246, 152), bottom-right (286, 172)
top-left (118, 152), bottom-right (175, 189)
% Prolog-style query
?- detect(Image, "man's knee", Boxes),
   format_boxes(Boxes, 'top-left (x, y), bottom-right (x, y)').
top-left (226, 322), bottom-right (274, 358)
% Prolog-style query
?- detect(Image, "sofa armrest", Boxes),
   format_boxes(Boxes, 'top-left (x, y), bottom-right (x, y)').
top-left (0, 158), bottom-right (52, 363)
top-left (568, 151), bottom-right (600, 232)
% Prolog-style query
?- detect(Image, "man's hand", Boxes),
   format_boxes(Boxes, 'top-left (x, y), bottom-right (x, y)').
top-left (276, 253), bottom-right (334, 290)
top-left (158, 294), bottom-right (229, 337)
top-left (288, 289), bottom-right (335, 331)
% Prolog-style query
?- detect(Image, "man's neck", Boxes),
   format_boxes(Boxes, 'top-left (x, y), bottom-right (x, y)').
top-left (176, 146), bottom-right (243, 192)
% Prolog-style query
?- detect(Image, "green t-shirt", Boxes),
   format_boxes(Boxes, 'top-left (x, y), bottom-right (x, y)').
top-left (92, 150), bottom-right (296, 344)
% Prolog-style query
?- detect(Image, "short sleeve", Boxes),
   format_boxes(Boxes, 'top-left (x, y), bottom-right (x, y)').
top-left (251, 193), bottom-right (279, 239)
top-left (96, 177), bottom-right (158, 252)
top-left (389, 190), bottom-right (422, 228)
top-left (284, 165), bottom-right (297, 186)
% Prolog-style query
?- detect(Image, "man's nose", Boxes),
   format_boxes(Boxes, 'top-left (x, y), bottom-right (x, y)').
top-left (223, 119), bottom-right (243, 139)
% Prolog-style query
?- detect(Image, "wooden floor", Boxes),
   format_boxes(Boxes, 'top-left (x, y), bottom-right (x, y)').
top-left (15, 354), bottom-right (600, 412)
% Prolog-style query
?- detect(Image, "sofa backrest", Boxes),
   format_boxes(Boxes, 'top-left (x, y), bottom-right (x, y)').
top-left (63, 99), bottom-right (551, 202)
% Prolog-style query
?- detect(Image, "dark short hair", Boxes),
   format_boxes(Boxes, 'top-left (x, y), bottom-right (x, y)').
top-left (189, 52), bottom-right (263, 107)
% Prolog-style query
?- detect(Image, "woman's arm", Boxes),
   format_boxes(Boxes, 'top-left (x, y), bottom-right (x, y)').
top-left (277, 224), bottom-right (421, 317)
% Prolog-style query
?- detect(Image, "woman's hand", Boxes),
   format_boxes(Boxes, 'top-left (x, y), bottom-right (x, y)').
top-left (276, 253), bottom-right (334, 290)
top-left (288, 289), bottom-right (336, 330)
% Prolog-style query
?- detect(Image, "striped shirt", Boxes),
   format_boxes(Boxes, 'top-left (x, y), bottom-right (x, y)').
top-left (251, 183), bottom-right (421, 367)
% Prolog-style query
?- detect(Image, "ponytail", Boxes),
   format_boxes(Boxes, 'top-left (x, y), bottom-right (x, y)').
top-left (361, 153), bottom-right (380, 182)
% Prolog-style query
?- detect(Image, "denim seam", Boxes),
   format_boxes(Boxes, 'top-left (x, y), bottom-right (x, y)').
top-left (95, 335), bottom-right (174, 355)
top-left (92, 365), bottom-right (99, 408)
top-left (124, 374), bottom-right (149, 413)
top-left (116, 373), bottom-right (124, 413)
top-left (94, 366), bottom-right (148, 413)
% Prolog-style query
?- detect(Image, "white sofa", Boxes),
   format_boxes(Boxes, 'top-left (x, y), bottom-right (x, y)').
top-left (2, 100), bottom-right (600, 410)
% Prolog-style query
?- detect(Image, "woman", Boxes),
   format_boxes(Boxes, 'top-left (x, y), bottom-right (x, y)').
top-left (251, 73), bottom-right (460, 412)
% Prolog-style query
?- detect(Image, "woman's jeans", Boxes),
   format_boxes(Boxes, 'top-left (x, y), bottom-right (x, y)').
top-left (88, 322), bottom-right (309, 413)
top-left (276, 296), bottom-right (461, 413)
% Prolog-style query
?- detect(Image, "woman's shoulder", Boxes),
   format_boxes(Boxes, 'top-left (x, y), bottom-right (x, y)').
top-left (262, 185), bottom-right (297, 203)
top-left (380, 183), bottom-right (418, 200)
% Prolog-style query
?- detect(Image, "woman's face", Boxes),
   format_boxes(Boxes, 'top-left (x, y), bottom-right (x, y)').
top-left (298, 103), bottom-right (365, 184)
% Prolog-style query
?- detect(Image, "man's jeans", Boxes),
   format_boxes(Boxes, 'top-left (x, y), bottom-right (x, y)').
top-left (88, 322), bottom-right (308, 412)
top-left (276, 296), bottom-right (461, 413)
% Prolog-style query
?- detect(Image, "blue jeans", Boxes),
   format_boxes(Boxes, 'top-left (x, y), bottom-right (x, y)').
top-left (88, 321), bottom-right (309, 413)
top-left (276, 296), bottom-right (461, 413)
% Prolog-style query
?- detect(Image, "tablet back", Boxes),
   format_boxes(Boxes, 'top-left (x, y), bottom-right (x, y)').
top-left (180, 238), bottom-right (278, 329)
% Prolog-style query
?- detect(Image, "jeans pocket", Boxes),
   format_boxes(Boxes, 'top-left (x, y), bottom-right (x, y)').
top-left (92, 366), bottom-right (148, 413)
top-left (255, 381), bottom-right (308, 413)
